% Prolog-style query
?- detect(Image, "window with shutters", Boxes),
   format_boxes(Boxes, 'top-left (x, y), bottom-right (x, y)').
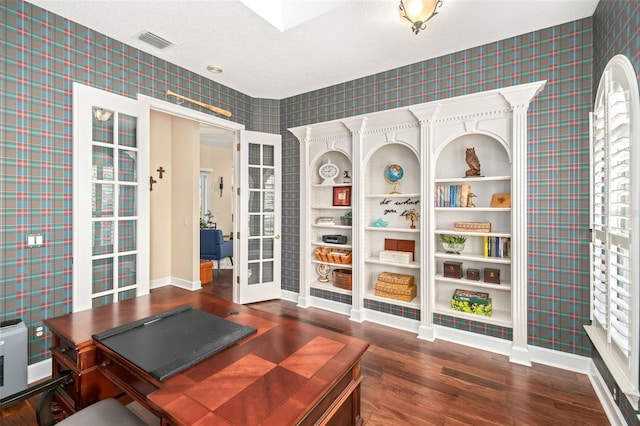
top-left (585, 54), bottom-right (640, 408)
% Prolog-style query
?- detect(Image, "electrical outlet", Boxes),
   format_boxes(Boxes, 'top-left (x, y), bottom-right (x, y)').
top-left (613, 387), bottom-right (619, 404)
top-left (32, 325), bottom-right (44, 339)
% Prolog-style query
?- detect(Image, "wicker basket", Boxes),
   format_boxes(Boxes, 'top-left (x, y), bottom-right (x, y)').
top-left (453, 221), bottom-right (491, 233)
top-left (377, 272), bottom-right (414, 286)
top-left (374, 282), bottom-right (417, 302)
top-left (314, 247), bottom-right (353, 264)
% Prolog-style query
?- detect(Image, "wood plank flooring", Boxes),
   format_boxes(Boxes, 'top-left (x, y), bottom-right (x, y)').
top-left (2, 269), bottom-right (609, 425)
top-left (203, 271), bottom-right (608, 425)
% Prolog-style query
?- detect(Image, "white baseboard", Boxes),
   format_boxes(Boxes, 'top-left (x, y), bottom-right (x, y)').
top-left (309, 296), bottom-right (352, 316)
top-left (150, 276), bottom-right (173, 289)
top-left (28, 358), bottom-right (51, 384)
top-left (150, 276), bottom-right (201, 291)
top-left (587, 360), bottom-right (626, 426)
top-left (361, 308), bottom-right (420, 333)
top-left (280, 289), bottom-right (299, 304)
top-left (528, 344), bottom-right (591, 373)
top-left (433, 324), bottom-right (513, 357)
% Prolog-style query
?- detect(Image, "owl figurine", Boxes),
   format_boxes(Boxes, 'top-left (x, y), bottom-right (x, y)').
top-left (465, 147), bottom-right (481, 177)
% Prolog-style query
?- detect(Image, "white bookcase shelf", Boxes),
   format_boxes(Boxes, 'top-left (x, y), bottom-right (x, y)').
top-left (309, 280), bottom-right (352, 295)
top-left (434, 207), bottom-right (511, 213)
top-left (365, 257), bottom-right (421, 269)
top-left (434, 252), bottom-right (511, 265)
top-left (365, 291), bottom-right (420, 309)
top-left (365, 227), bottom-right (420, 234)
top-left (433, 301), bottom-right (512, 328)
top-left (291, 80), bottom-right (546, 366)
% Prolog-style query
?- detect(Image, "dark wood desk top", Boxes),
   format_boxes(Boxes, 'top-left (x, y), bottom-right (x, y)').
top-left (45, 286), bottom-right (369, 425)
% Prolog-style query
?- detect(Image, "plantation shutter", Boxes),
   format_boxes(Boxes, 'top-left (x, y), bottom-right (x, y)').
top-left (607, 82), bottom-right (631, 355)
top-left (586, 55), bottom-right (640, 407)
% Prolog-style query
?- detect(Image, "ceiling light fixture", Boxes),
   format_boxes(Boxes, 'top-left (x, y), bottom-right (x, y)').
top-left (399, 0), bottom-right (443, 35)
top-left (93, 108), bottom-right (113, 122)
top-left (207, 65), bottom-right (224, 74)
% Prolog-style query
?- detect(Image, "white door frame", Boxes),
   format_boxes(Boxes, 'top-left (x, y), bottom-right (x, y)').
top-left (136, 94), bottom-right (245, 295)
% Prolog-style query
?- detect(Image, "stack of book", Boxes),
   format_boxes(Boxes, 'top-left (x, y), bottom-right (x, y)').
top-left (483, 236), bottom-right (511, 258)
top-left (315, 217), bottom-right (335, 225)
top-left (434, 184), bottom-right (471, 207)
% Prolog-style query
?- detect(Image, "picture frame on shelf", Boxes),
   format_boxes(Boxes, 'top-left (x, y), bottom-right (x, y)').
top-left (333, 186), bottom-right (351, 206)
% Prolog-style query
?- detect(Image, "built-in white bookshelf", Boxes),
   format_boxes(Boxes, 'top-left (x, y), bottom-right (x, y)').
top-left (291, 80), bottom-right (546, 365)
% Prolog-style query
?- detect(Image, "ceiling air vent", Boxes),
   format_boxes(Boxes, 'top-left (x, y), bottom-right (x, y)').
top-left (135, 30), bottom-right (174, 50)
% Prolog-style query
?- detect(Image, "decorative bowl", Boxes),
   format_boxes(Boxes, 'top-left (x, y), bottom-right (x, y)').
top-left (442, 242), bottom-right (465, 254)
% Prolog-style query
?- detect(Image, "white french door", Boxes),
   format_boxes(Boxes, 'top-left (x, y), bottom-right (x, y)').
top-left (73, 83), bottom-right (150, 312)
top-left (236, 130), bottom-right (282, 304)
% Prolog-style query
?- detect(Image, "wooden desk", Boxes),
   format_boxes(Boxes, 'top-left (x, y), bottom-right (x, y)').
top-left (44, 286), bottom-right (368, 425)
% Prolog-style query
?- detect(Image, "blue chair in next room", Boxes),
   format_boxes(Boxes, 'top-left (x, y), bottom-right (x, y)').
top-left (200, 229), bottom-right (233, 275)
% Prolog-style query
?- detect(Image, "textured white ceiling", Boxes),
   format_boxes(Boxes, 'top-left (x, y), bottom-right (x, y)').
top-left (27, 0), bottom-right (599, 99)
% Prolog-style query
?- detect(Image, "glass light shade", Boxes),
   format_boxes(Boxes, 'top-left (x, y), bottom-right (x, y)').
top-left (399, 0), bottom-right (441, 34)
top-left (404, 0), bottom-right (438, 22)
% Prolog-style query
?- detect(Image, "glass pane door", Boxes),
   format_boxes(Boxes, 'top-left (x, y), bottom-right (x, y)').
top-left (73, 83), bottom-right (149, 312)
top-left (237, 131), bottom-right (281, 304)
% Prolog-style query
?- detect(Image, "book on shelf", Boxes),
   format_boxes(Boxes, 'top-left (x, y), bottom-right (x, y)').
top-left (483, 236), bottom-right (511, 258)
top-left (434, 184), bottom-right (471, 208)
top-left (315, 217), bottom-right (335, 225)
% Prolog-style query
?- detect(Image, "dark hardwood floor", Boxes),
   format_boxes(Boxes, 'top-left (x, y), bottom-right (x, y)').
top-left (2, 268), bottom-right (609, 425)
top-left (203, 270), bottom-right (608, 425)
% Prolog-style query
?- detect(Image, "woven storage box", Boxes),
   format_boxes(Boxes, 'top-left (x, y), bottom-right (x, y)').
top-left (333, 269), bottom-right (352, 290)
top-left (375, 281), bottom-right (417, 302)
top-left (377, 272), bottom-right (414, 286)
top-left (314, 247), bottom-right (353, 264)
top-left (453, 221), bottom-right (491, 233)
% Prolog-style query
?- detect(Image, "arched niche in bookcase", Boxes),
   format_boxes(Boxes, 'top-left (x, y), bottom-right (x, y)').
top-left (363, 141), bottom-right (422, 318)
top-left (431, 132), bottom-right (514, 334)
top-left (307, 149), bottom-right (354, 314)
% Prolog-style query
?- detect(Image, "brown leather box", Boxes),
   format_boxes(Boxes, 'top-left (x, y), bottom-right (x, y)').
top-left (443, 261), bottom-right (463, 279)
top-left (484, 268), bottom-right (501, 284)
top-left (466, 268), bottom-right (480, 281)
top-left (384, 238), bottom-right (415, 261)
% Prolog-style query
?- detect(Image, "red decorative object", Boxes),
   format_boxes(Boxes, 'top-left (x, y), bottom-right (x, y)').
top-left (333, 186), bottom-right (351, 206)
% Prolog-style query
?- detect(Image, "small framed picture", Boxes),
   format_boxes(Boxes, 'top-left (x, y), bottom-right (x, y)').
top-left (333, 186), bottom-right (351, 206)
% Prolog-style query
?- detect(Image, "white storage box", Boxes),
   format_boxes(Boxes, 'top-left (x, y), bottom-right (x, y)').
top-left (379, 250), bottom-right (412, 264)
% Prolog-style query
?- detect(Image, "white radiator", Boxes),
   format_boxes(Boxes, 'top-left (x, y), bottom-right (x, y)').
top-left (0, 319), bottom-right (28, 398)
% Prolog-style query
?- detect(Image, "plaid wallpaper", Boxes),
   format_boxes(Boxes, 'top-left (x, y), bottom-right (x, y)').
top-left (2, 0), bottom-right (638, 367)
top-left (590, 1), bottom-right (640, 424)
top-left (281, 20), bottom-right (595, 349)
top-left (0, 0), bottom-right (268, 363)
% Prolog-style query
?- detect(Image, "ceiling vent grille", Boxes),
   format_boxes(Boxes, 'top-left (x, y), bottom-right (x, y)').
top-left (135, 30), bottom-right (174, 50)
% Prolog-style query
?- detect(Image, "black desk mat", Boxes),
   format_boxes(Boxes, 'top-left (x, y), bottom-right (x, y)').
top-left (93, 306), bottom-right (257, 381)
